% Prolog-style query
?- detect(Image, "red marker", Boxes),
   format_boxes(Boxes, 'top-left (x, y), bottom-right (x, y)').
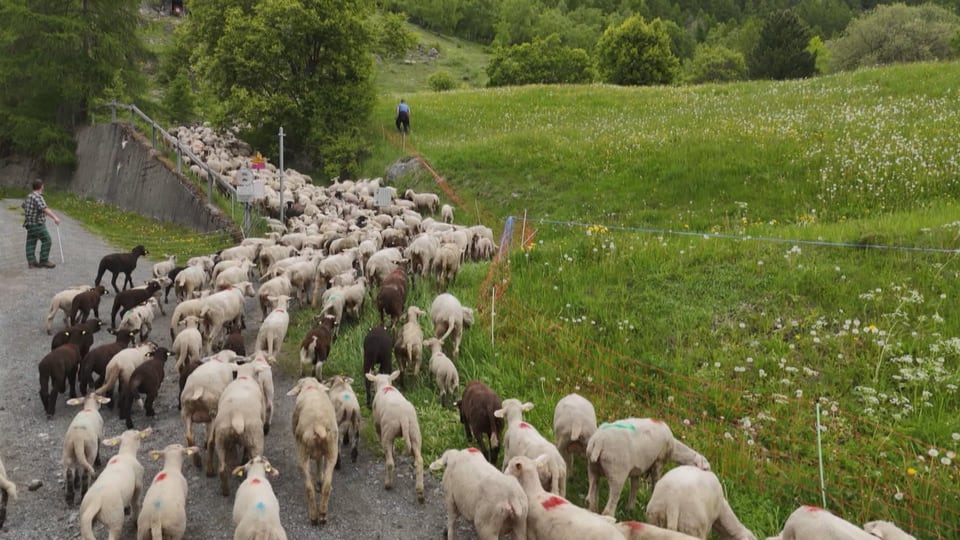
top-left (541, 495), bottom-right (566, 510)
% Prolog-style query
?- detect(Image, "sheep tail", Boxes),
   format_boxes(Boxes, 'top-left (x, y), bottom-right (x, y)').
top-left (400, 416), bottom-right (414, 456)
top-left (588, 440), bottom-right (603, 464)
top-left (438, 319), bottom-right (455, 342)
top-left (570, 422), bottom-right (582, 443)
top-left (73, 437), bottom-right (95, 477)
top-left (230, 412), bottom-right (245, 435)
top-left (79, 498), bottom-right (101, 540)
top-left (149, 513), bottom-right (163, 540)
top-left (94, 365), bottom-right (119, 396)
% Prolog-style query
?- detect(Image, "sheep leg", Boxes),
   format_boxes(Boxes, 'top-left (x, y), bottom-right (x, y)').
top-left (205, 430), bottom-right (218, 478)
top-left (80, 468), bottom-right (91, 497)
top-left (602, 472), bottom-right (626, 517)
top-left (67, 367), bottom-right (79, 399)
top-left (381, 426), bottom-right (399, 490)
top-left (110, 273), bottom-right (121, 294)
top-left (299, 451), bottom-right (318, 524)
top-left (445, 496), bottom-right (458, 540)
top-left (586, 460), bottom-right (601, 513)
top-left (144, 389), bottom-right (157, 417)
top-left (626, 474), bottom-right (640, 511)
top-left (319, 453), bottom-right (335, 524)
top-left (65, 468), bottom-right (75, 504)
top-left (0, 488), bottom-right (7, 528)
top-left (413, 444), bottom-right (425, 503)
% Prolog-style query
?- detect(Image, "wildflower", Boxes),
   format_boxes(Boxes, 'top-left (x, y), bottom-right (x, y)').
top-left (894, 491), bottom-right (904, 501)
top-left (906, 467), bottom-right (917, 476)
top-left (928, 448), bottom-right (940, 458)
top-left (941, 457), bottom-right (952, 466)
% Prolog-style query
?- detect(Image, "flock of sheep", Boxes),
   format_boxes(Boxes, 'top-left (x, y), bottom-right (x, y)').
top-left (0, 124), bottom-right (925, 540)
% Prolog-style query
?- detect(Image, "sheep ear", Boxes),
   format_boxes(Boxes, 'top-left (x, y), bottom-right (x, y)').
top-left (286, 384), bottom-right (301, 397)
top-left (389, 370), bottom-right (401, 382)
top-left (534, 454), bottom-right (549, 470)
top-left (493, 408), bottom-right (505, 418)
top-left (66, 398), bottom-right (83, 406)
top-left (103, 437), bottom-right (121, 447)
top-left (150, 451), bottom-right (162, 461)
top-left (233, 466), bottom-right (246, 477)
top-left (139, 427), bottom-right (153, 439)
top-left (267, 465), bottom-right (280, 477)
top-left (522, 402), bottom-right (535, 412)
top-left (184, 446), bottom-right (200, 455)
top-left (428, 458), bottom-right (446, 471)
top-left (344, 377), bottom-right (354, 385)
top-left (98, 396), bottom-right (111, 405)
top-left (365, 373), bottom-right (376, 382)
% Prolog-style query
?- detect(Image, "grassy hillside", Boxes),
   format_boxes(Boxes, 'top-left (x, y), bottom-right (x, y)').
top-left (360, 62), bottom-right (960, 537)
top-left (374, 22), bottom-right (491, 94)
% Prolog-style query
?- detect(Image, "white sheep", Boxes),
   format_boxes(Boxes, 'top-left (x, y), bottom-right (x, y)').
top-left (179, 351), bottom-right (240, 468)
top-left (430, 292), bottom-right (474, 359)
top-left (173, 264), bottom-right (208, 302)
top-left (208, 362), bottom-right (267, 495)
top-left (586, 417), bottom-right (710, 517)
top-left (214, 258), bottom-right (256, 290)
top-left (494, 399), bottom-right (567, 496)
top-left (645, 466), bottom-right (755, 540)
top-left (326, 375), bottom-right (360, 466)
top-left (432, 242), bottom-right (464, 288)
top-left (257, 273), bottom-right (293, 320)
top-left (365, 371), bottom-right (425, 502)
top-left (116, 297), bottom-right (161, 342)
top-left (429, 448), bottom-right (528, 540)
top-left (505, 454), bottom-right (623, 539)
top-left (232, 456), bottom-right (287, 540)
top-left (0, 454), bottom-right (16, 529)
top-left (424, 337), bottom-right (459, 407)
top-left (218, 243), bottom-right (261, 264)
top-left (394, 306), bottom-right (426, 377)
top-left (168, 292), bottom-right (211, 341)
top-left (405, 233), bottom-right (440, 278)
top-left (95, 342), bottom-right (159, 398)
top-left (363, 247), bottom-right (406, 288)
top-left (283, 258), bottom-right (319, 305)
top-left (63, 393), bottom-right (110, 505)
top-left (288, 377), bottom-right (339, 524)
top-left (255, 294), bottom-right (291, 361)
top-left (136, 444), bottom-right (199, 540)
top-left (441, 204), bottom-right (454, 224)
top-left (553, 393), bottom-right (598, 481)
top-left (248, 352), bottom-right (276, 434)
top-left (151, 254), bottom-right (177, 279)
top-left (78, 428), bottom-right (151, 540)
top-left (768, 506), bottom-right (915, 540)
top-left (200, 281), bottom-right (256, 354)
top-left (617, 521), bottom-right (701, 539)
top-left (46, 285), bottom-right (94, 335)
top-left (172, 315), bottom-right (203, 372)
top-left (404, 189), bottom-right (440, 213)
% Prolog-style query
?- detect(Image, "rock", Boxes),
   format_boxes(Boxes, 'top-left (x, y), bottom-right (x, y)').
top-left (28, 479), bottom-right (43, 491)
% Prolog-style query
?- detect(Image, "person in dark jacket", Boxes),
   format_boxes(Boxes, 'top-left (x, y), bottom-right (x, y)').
top-left (396, 99), bottom-right (411, 133)
top-left (22, 179), bottom-right (61, 268)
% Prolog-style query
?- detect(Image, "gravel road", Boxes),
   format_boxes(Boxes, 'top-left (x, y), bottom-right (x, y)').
top-left (0, 199), bottom-right (477, 539)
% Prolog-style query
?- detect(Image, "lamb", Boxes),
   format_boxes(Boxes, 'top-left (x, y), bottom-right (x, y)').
top-left (377, 267), bottom-right (408, 329)
top-left (95, 244), bottom-right (149, 293)
top-left (200, 281), bottom-right (256, 354)
top-left (283, 258), bottom-right (319, 305)
top-left (110, 280), bottom-right (161, 329)
top-left (505, 454), bottom-right (623, 539)
top-left (115, 296), bottom-right (162, 342)
top-left (217, 243), bottom-right (261, 264)
top-left (168, 293), bottom-right (210, 341)
top-left (257, 274), bottom-right (293, 319)
top-left (78, 428), bottom-right (151, 540)
top-left (424, 337), bottom-right (459, 407)
top-left (586, 417), bottom-right (711, 517)
top-left (312, 249), bottom-right (361, 303)
top-left (214, 258), bottom-right (256, 290)
top-left (0, 455), bottom-right (16, 529)
top-left (255, 294), bottom-right (291, 361)
top-left (51, 317), bottom-right (104, 361)
top-left (365, 371), bottom-right (425, 502)
top-left (553, 393), bottom-right (598, 480)
top-left (172, 315), bottom-right (203, 372)
top-left (119, 347), bottom-right (173, 429)
top-left (495, 399), bottom-right (567, 496)
top-left (299, 314), bottom-right (337, 378)
top-left (163, 266), bottom-right (187, 304)
top-left (247, 352), bottom-right (277, 435)
top-left (79, 329), bottom-right (137, 395)
top-left (403, 189), bottom-right (440, 213)
top-left (362, 325), bottom-right (393, 408)
top-left (645, 466), bottom-right (756, 540)
top-left (222, 321), bottom-right (247, 357)
top-left (364, 247), bottom-right (406, 288)
top-left (441, 204), bottom-right (454, 224)
top-left (69, 285), bottom-right (109, 327)
top-left (319, 286), bottom-right (347, 329)
top-left (208, 362), bottom-right (267, 495)
top-left (339, 277), bottom-right (367, 321)
top-left (405, 233), bottom-right (440, 279)
top-left (288, 377), bottom-right (339, 524)
top-left (39, 328), bottom-right (88, 417)
top-left (456, 380), bottom-right (504, 464)
top-left (432, 241), bottom-right (464, 288)
top-left (62, 393), bottom-right (110, 505)
top-left (430, 292), bottom-right (474, 359)
top-left (394, 306), bottom-right (426, 378)
top-left (173, 264), bottom-right (208, 302)
top-left (179, 351), bottom-right (240, 468)
top-left (95, 341), bottom-right (160, 405)
top-left (232, 456), bottom-right (287, 540)
top-left (325, 375), bottom-right (360, 466)
top-left (768, 506), bottom-right (916, 540)
top-left (136, 444), bottom-right (199, 540)
top-left (46, 285), bottom-right (94, 335)
top-left (151, 254), bottom-right (177, 279)
top-left (429, 448), bottom-right (528, 540)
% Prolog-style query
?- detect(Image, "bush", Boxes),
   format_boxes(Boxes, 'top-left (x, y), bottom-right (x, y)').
top-left (683, 44), bottom-right (748, 84)
top-left (375, 12), bottom-right (418, 59)
top-left (428, 70), bottom-right (458, 92)
top-left (594, 16), bottom-right (679, 86)
top-left (486, 34), bottom-right (595, 87)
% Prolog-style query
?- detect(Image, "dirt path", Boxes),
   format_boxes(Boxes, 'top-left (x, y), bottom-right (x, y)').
top-left (0, 200), bottom-right (475, 539)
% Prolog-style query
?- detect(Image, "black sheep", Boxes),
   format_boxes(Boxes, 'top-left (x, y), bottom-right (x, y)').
top-left (69, 285), bottom-right (109, 326)
top-left (299, 314), bottom-right (336, 378)
top-left (95, 244), bottom-right (148, 293)
top-left (51, 318), bottom-right (103, 360)
top-left (110, 280), bottom-right (161, 329)
top-left (376, 267), bottom-right (408, 330)
top-left (222, 321), bottom-right (246, 357)
top-left (456, 380), bottom-right (505, 464)
top-left (119, 346), bottom-right (172, 428)
top-left (362, 325), bottom-right (393, 408)
top-left (164, 265), bottom-right (187, 304)
top-left (38, 329), bottom-right (88, 417)
top-left (79, 329), bottom-right (136, 396)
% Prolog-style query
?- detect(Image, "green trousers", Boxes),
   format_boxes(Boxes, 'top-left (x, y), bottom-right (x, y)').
top-left (25, 223), bottom-right (52, 264)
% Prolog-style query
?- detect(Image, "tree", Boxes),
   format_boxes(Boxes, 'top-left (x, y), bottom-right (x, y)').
top-left (683, 44), bottom-right (748, 83)
top-left (0, 0), bottom-right (148, 165)
top-left (486, 35), bottom-right (596, 86)
top-left (162, 70), bottom-right (196, 125)
top-left (185, 0), bottom-right (375, 178)
top-left (748, 9), bottom-right (816, 79)
top-left (375, 12), bottom-right (418, 59)
top-left (826, 3), bottom-right (960, 72)
top-left (594, 16), bottom-right (680, 86)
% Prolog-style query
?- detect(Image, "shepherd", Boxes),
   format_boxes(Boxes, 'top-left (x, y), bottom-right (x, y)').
top-left (395, 99), bottom-right (411, 133)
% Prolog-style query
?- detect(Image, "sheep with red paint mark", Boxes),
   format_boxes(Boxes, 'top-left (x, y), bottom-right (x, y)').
top-left (645, 466), bottom-right (755, 540)
top-left (616, 521), bottom-right (701, 539)
top-left (505, 454), bottom-right (623, 539)
top-left (586, 417), bottom-right (710, 517)
top-left (495, 399), bottom-right (567, 496)
top-left (232, 456), bottom-right (287, 540)
top-left (553, 393), bottom-right (597, 489)
top-left (287, 377), bottom-right (339, 524)
top-left (62, 393), bottom-right (111, 505)
top-left (179, 350), bottom-right (240, 468)
top-left (208, 362), bottom-right (268, 496)
top-left (365, 371), bottom-right (424, 503)
top-left (255, 295), bottom-right (291, 362)
top-left (136, 444), bottom-right (199, 540)
top-left (768, 505), bottom-right (916, 540)
top-left (78, 428), bottom-right (152, 540)
top-left (429, 447), bottom-right (528, 540)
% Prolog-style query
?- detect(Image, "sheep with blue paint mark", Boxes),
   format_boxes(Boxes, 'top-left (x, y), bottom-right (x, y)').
top-left (136, 444), bottom-right (199, 540)
top-left (232, 456), bottom-right (287, 540)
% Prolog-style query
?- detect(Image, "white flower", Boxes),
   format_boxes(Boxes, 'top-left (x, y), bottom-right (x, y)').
top-left (940, 457), bottom-right (951, 466)
top-left (928, 448), bottom-right (940, 458)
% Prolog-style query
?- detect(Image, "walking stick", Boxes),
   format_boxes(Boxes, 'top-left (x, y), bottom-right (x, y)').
top-left (55, 224), bottom-right (65, 263)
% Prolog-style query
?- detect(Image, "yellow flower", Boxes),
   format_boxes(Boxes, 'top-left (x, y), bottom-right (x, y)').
top-left (906, 467), bottom-right (917, 476)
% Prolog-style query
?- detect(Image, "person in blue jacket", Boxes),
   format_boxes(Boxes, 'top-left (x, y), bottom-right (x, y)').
top-left (396, 99), bottom-right (411, 133)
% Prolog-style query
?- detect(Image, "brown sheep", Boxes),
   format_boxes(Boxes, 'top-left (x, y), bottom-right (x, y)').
top-left (299, 314), bottom-right (337, 378)
top-left (95, 244), bottom-right (149, 293)
top-left (120, 347), bottom-right (172, 429)
top-left (110, 280), bottom-right (161, 329)
top-left (221, 321), bottom-right (246, 357)
top-left (51, 318), bottom-right (103, 361)
top-left (362, 326), bottom-right (393, 408)
top-left (457, 380), bottom-right (505, 464)
top-left (376, 267), bottom-right (407, 330)
top-left (38, 328), bottom-right (88, 418)
top-left (79, 329), bottom-right (136, 397)
top-left (69, 285), bottom-right (109, 327)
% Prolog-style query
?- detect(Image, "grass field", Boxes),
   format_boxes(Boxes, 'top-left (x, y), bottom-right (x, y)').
top-left (12, 49), bottom-right (960, 537)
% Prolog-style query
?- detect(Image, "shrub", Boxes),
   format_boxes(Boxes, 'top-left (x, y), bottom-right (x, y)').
top-left (595, 16), bottom-right (679, 86)
top-left (428, 70), bottom-right (458, 92)
top-left (683, 44), bottom-right (748, 84)
top-left (486, 34), bottom-right (595, 87)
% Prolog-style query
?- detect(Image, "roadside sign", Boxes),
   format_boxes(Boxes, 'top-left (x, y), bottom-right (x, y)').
top-left (251, 152), bottom-right (266, 170)
top-left (237, 169), bottom-right (258, 202)
top-left (374, 187), bottom-right (392, 208)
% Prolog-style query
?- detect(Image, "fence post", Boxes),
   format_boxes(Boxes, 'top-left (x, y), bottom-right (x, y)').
top-left (816, 402), bottom-right (827, 509)
top-left (491, 286), bottom-right (496, 347)
top-left (176, 146), bottom-right (182, 175)
top-left (110, 102), bottom-right (117, 123)
top-left (151, 122), bottom-right (157, 148)
top-left (129, 107), bottom-right (135, 128)
top-left (207, 169), bottom-right (213, 202)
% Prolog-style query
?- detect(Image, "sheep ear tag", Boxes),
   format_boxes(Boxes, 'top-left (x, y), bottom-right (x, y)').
top-left (103, 437), bottom-right (121, 447)
top-left (66, 398), bottom-right (83, 406)
top-left (139, 427), bottom-right (153, 439)
top-left (150, 451), bottom-right (162, 461)
top-left (233, 466), bottom-right (246, 477)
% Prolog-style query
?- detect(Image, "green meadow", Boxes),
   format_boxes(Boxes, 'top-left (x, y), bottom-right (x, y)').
top-left (9, 59), bottom-right (959, 537)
